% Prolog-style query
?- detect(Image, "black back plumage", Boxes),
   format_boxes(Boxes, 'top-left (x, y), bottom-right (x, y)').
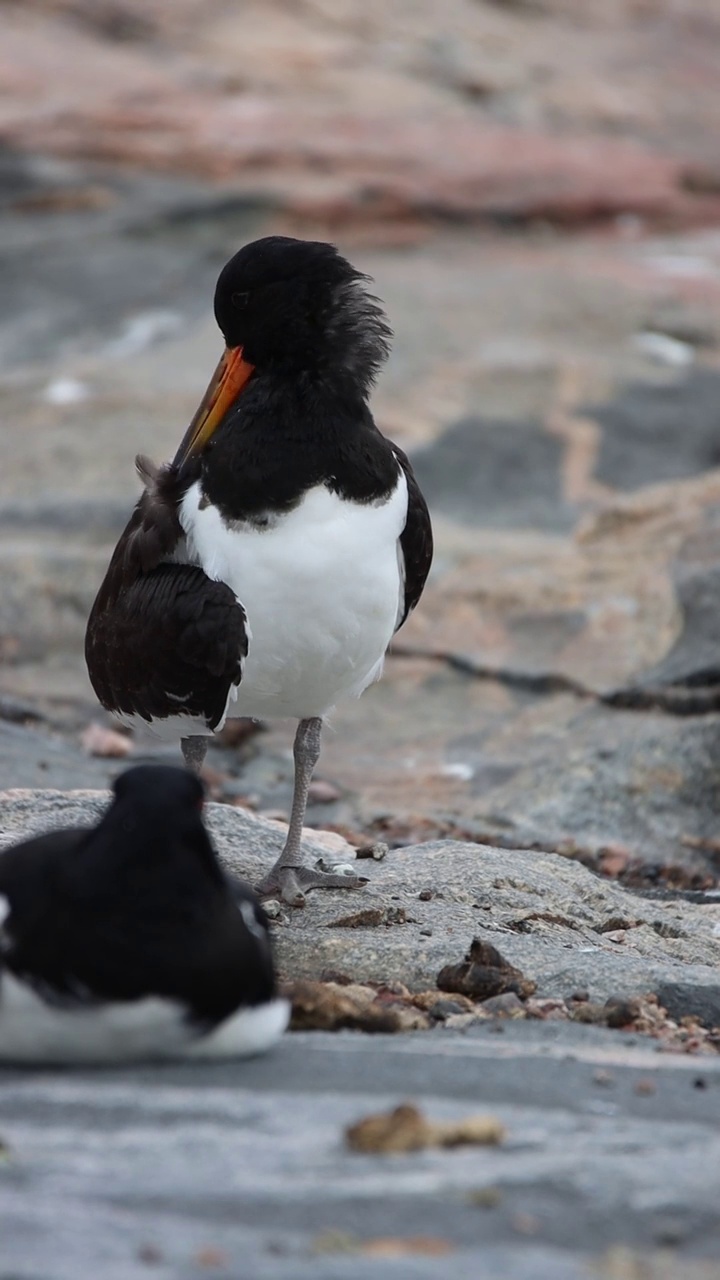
top-left (0, 765), bottom-right (275, 1026)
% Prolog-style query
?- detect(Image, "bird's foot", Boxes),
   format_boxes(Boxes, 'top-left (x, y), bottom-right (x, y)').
top-left (256, 862), bottom-right (368, 909)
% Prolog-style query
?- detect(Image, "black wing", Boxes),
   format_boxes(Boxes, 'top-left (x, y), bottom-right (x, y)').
top-left (85, 460), bottom-right (247, 731)
top-left (393, 445), bottom-right (434, 629)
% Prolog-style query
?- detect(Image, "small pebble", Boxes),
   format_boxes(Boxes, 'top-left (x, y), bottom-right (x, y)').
top-left (634, 1077), bottom-right (657, 1096)
top-left (263, 899), bottom-right (283, 920)
top-left (308, 779), bottom-right (341, 804)
top-left (194, 1247), bottom-right (228, 1268)
top-left (593, 1069), bottom-right (615, 1087)
top-left (429, 999), bottom-right (467, 1021)
top-left (511, 1213), bottom-right (540, 1236)
top-left (314, 857), bottom-right (355, 875)
top-left (137, 1244), bottom-right (164, 1265)
top-left (356, 842), bottom-right (388, 861)
top-left (469, 1187), bottom-right (502, 1210)
top-left (481, 992), bottom-right (526, 1018)
top-left (419, 927), bottom-right (433, 937)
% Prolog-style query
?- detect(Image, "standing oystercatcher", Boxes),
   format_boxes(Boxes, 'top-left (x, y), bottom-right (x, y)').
top-left (86, 237), bottom-right (433, 905)
top-left (0, 765), bottom-right (288, 1063)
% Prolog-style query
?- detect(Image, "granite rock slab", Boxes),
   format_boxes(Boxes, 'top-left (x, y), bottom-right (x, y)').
top-left (2, 788), bottom-right (720, 1004)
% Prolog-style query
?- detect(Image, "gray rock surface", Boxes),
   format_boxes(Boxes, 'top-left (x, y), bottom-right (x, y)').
top-left (0, 1026), bottom-right (719, 1279)
top-left (3, 789), bottom-right (720, 1004)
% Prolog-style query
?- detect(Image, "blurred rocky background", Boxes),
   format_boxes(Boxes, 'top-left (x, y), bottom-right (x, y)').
top-left (3, 0), bottom-right (720, 890)
top-left (6, 7), bottom-right (720, 1278)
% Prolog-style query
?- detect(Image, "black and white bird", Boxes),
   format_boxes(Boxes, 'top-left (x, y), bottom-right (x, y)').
top-left (0, 765), bottom-right (288, 1064)
top-left (85, 236), bottom-right (433, 906)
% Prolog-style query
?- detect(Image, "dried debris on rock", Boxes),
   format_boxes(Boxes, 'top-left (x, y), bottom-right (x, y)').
top-left (285, 979), bottom-right (432, 1033)
top-left (345, 1103), bottom-right (505, 1155)
top-left (437, 937), bottom-right (537, 1002)
top-left (80, 722), bottom-right (132, 758)
top-left (313, 1231), bottom-right (454, 1257)
top-left (284, 968), bottom-right (720, 1054)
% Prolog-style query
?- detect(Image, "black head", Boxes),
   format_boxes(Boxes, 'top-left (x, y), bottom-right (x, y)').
top-left (213, 236), bottom-right (392, 391)
top-left (109, 764), bottom-right (209, 853)
top-left (112, 764), bottom-right (204, 814)
top-left (61, 765), bottom-right (216, 904)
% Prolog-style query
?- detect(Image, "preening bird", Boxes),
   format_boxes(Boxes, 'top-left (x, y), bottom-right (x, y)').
top-left (85, 236), bottom-right (433, 906)
top-left (0, 765), bottom-right (288, 1064)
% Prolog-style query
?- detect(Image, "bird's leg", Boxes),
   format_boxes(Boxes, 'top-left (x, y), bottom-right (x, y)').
top-left (256, 717), bottom-right (366, 907)
top-left (181, 735), bottom-right (209, 775)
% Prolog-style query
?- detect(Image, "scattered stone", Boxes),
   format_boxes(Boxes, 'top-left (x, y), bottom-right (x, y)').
top-left (593, 1070), bottom-right (616, 1087)
top-left (345, 1103), bottom-right (505, 1154)
top-left (469, 1187), bottom-right (503, 1210)
top-left (285, 979), bottom-right (430, 1033)
top-left (597, 918), bottom-right (640, 934)
top-left (444, 1011), bottom-right (490, 1030)
top-left (214, 717), bottom-right (264, 748)
top-left (526, 997), bottom-right (568, 1021)
top-left (427, 998), bottom-right (470, 1021)
top-left (437, 938), bottom-right (537, 1003)
top-left (355, 841), bottom-right (388, 861)
top-left (411, 990), bottom-right (476, 1015)
top-left (359, 1236), bottom-right (454, 1257)
top-left (597, 845), bottom-right (632, 878)
top-left (572, 1003), bottom-right (613, 1026)
top-left (327, 906), bottom-right (407, 929)
top-left (481, 992), bottom-right (527, 1018)
top-left (605, 997), bottom-right (644, 1028)
top-left (194, 1247), bottom-right (228, 1269)
top-left (80, 722), bottom-right (132, 758)
top-left (314, 858), bottom-right (358, 878)
top-left (307, 779), bottom-right (342, 804)
top-left (262, 899), bottom-right (283, 921)
top-left (0, 697), bottom-right (44, 725)
top-left (634, 1078), bottom-right (657, 1096)
top-left (137, 1243), bottom-right (164, 1265)
top-left (312, 1231), bottom-right (357, 1255)
top-left (633, 331), bottom-right (695, 369)
top-left (314, 1232), bottom-right (454, 1257)
top-left (655, 983), bottom-right (720, 1031)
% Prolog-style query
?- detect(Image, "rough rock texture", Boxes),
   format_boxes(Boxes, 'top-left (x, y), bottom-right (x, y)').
top-left (3, 788), bottom-right (720, 1005)
top-left (3, 0), bottom-right (720, 232)
top-left (1, 1028), bottom-right (720, 1279)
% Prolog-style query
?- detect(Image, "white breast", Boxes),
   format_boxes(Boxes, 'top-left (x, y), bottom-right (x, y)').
top-left (0, 970), bottom-right (289, 1064)
top-left (179, 471), bottom-right (408, 721)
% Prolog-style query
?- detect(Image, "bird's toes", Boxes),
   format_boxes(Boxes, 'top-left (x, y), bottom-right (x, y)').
top-left (256, 863), bottom-right (368, 906)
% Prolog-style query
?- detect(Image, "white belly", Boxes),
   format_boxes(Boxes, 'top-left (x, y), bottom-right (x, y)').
top-left (179, 473), bottom-right (407, 721)
top-left (0, 970), bottom-right (289, 1064)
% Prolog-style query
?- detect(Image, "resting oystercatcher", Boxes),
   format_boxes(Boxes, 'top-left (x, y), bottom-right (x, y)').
top-left (85, 236), bottom-right (433, 905)
top-left (0, 765), bottom-right (288, 1063)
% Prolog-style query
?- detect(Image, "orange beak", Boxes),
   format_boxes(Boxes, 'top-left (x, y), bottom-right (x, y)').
top-left (173, 346), bottom-right (255, 468)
